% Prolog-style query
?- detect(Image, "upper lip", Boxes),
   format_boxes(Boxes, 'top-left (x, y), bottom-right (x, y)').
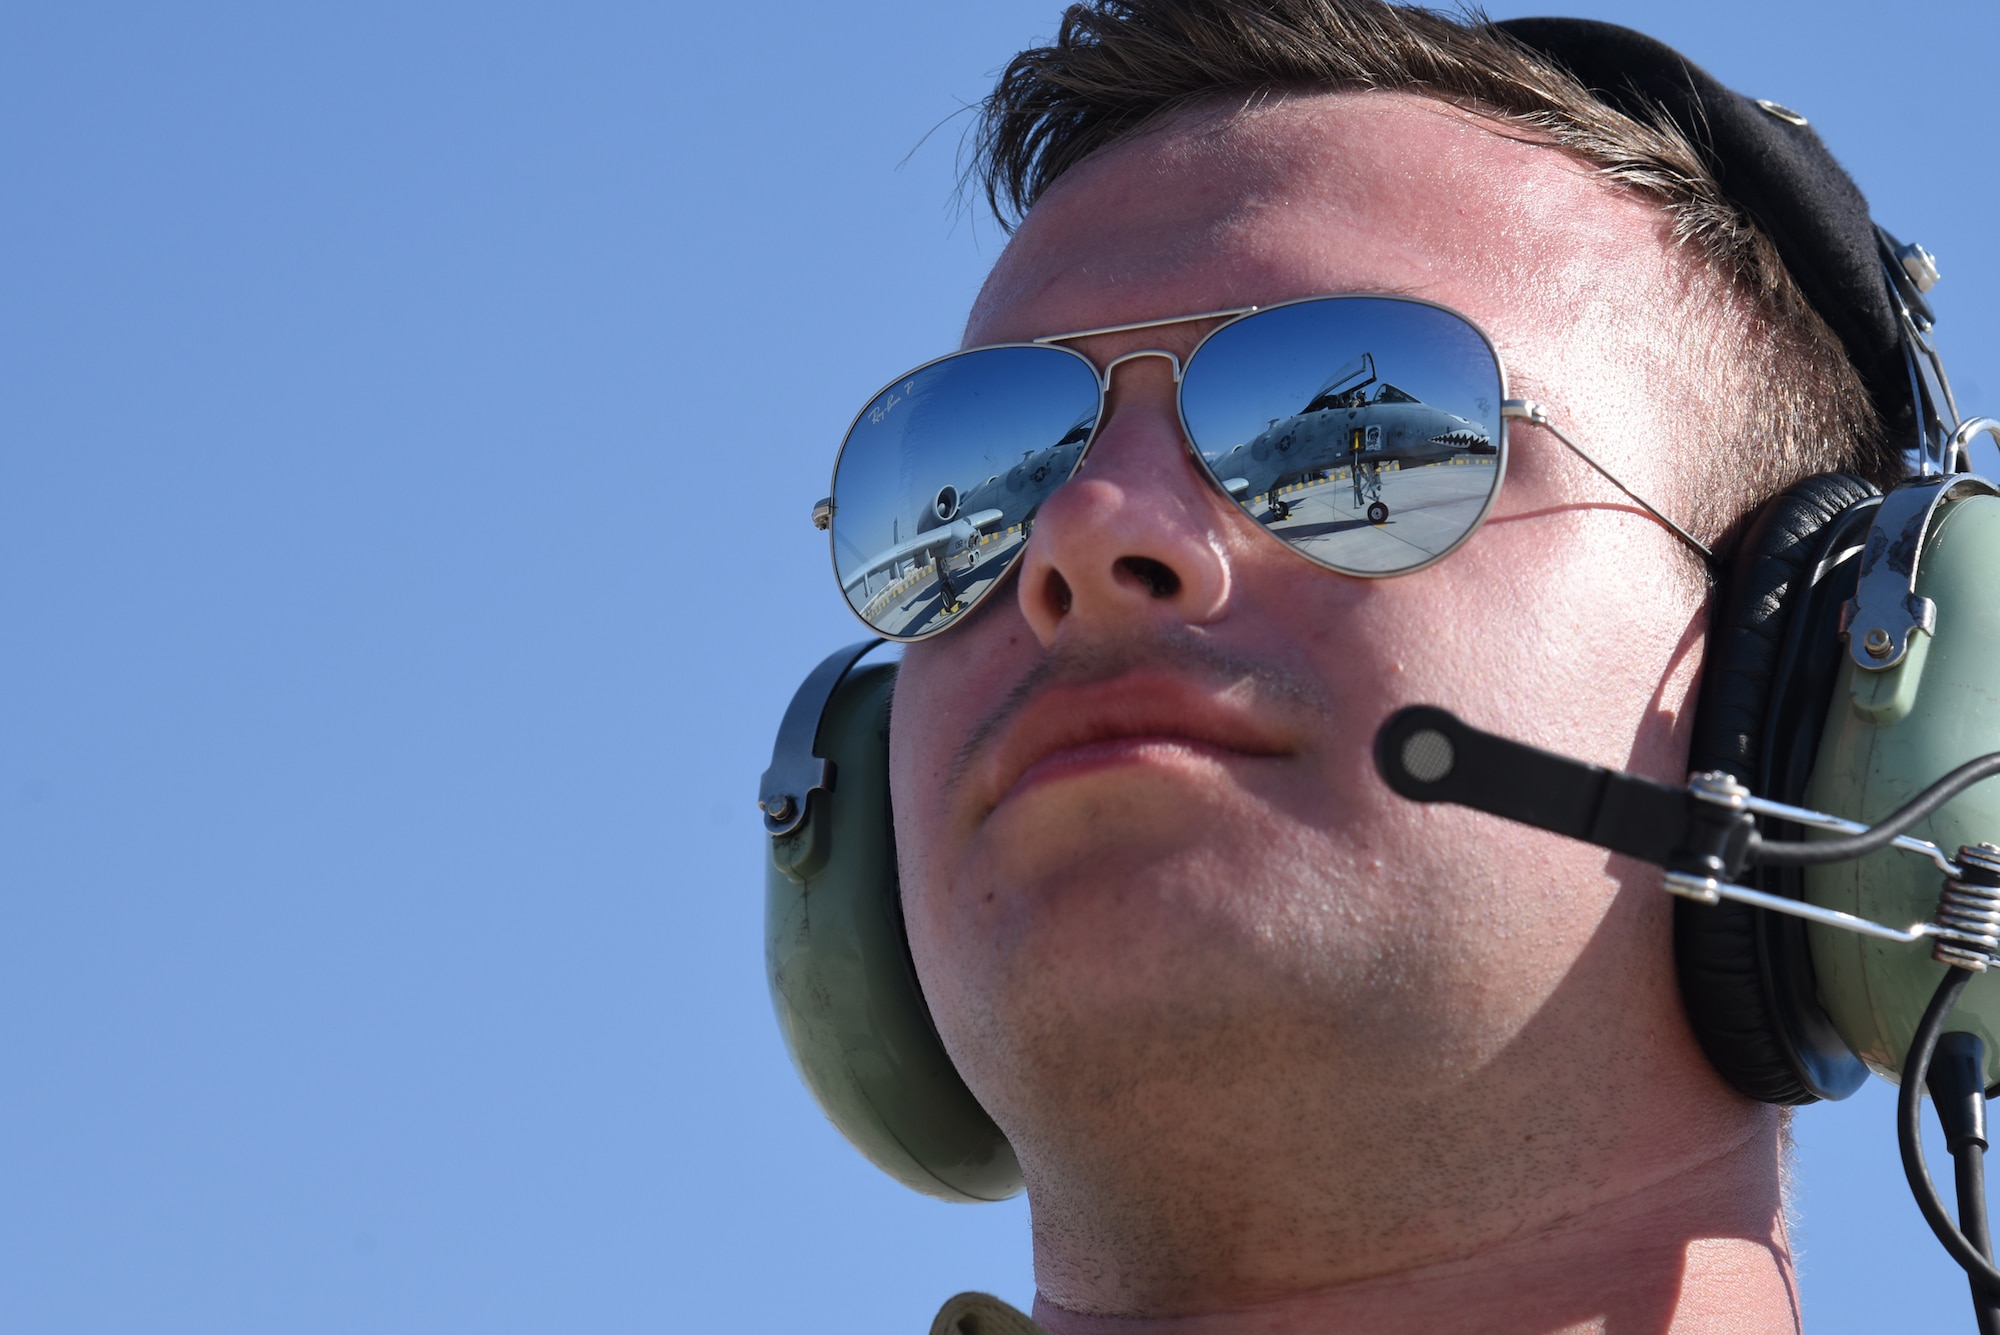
top-left (972, 669), bottom-right (1296, 811)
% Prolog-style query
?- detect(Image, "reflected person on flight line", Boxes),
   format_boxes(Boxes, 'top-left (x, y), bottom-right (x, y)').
top-left (794, 3), bottom-right (1937, 1331)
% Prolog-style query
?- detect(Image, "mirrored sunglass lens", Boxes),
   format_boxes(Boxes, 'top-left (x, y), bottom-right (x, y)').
top-left (830, 345), bottom-right (1100, 638)
top-left (1182, 298), bottom-right (1503, 576)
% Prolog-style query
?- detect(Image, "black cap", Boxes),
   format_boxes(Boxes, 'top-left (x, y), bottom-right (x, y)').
top-left (1496, 18), bottom-right (1910, 438)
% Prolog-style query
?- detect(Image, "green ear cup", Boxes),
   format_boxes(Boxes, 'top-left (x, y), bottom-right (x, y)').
top-left (1807, 489), bottom-right (2000, 1085)
top-left (763, 651), bottom-right (1022, 1202)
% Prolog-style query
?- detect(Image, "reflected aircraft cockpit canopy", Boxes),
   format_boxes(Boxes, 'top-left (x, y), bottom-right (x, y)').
top-left (1300, 352), bottom-right (1377, 415)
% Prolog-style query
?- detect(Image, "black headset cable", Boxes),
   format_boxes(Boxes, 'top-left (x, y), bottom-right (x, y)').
top-left (1899, 967), bottom-right (2000, 1333)
top-left (1751, 752), bottom-right (2000, 867)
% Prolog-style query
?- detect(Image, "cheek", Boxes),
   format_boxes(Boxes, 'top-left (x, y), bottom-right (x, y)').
top-left (887, 612), bottom-right (1041, 951)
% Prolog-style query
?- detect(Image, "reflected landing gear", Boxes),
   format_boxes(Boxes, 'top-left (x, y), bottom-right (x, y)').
top-left (1269, 498), bottom-right (1293, 521)
top-left (1351, 458), bottom-right (1386, 521)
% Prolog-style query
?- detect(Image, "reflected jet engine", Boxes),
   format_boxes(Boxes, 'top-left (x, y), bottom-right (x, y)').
top-left (1201, 353), bottom-right (1492, 525)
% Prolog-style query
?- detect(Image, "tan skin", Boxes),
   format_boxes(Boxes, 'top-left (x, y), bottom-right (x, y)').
top-left (889, 93), bottom-right (1796, 1334)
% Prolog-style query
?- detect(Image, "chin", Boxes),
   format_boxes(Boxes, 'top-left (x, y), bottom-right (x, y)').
top-left (921, 836), bottom-right (1386, 1060)
top-left (924, 883), bottom-right (1383, 1177)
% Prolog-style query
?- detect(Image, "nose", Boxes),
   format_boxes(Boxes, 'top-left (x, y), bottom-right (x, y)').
top-left (1015, 357), bottom-right (1235, 648)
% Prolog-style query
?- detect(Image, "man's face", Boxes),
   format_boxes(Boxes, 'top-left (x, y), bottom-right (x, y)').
top-left (887, 91), bottom-right (1743, 1295)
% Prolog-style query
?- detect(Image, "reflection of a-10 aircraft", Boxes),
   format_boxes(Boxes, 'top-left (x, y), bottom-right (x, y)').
top-left (1203, 353), bottom-right (1493, 525)
top-left (840, 414), bottom-right (1093, 611)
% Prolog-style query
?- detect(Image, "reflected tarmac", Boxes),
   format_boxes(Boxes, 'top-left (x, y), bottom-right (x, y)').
top-left (860, 529), bottom-right (1028, 638)
top-left (1261, 457), bottom-right (1497, 573)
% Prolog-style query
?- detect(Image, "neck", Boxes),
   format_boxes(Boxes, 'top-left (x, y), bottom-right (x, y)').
top-left (1028, 1112), bottom-right (1797, 1334)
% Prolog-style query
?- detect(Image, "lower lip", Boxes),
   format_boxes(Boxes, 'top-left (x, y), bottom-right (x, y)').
top-left (1000, 735), bottom-right (1256, 805)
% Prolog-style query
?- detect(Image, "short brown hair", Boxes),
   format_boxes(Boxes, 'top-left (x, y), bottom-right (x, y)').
top-left (969, 0), bottom-right (1898, 540)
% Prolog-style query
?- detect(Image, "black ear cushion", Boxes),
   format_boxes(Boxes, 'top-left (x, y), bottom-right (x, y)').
top-left (1691, 472), bottom-right (1880, 781)
top-left (1680, 472), bottom-right (1880, 1105)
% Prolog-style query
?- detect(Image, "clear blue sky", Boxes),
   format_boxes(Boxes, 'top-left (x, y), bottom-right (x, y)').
top-left (4, 3), bottom-right (1997, 1331)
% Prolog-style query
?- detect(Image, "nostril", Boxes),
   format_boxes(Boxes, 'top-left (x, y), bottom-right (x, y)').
top-left (1045, 569), bottom-right (1074, 617)
top-left (1116, 556), bottom-right (1181, 599)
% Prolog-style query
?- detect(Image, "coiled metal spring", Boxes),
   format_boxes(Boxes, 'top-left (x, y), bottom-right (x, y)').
top-left (1934, 844), bottom-right (2000, 970)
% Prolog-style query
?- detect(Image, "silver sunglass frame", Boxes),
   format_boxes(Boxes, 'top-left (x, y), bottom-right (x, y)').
top-left (820, 292), bottom-right (1696, 644)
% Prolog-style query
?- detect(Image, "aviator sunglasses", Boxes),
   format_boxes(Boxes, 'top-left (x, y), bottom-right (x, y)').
top-left (816, 294), bottom-right (1712, 642)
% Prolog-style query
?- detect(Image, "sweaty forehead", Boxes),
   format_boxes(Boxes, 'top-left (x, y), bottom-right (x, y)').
top-left (964, 90), bottom-right (1676, 349)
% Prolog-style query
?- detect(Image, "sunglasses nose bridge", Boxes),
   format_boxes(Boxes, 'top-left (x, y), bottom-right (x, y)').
top-left (1077, 347), bottom-right (1198, 477)
top-left (1098, 347), bottom-right (1185, 384)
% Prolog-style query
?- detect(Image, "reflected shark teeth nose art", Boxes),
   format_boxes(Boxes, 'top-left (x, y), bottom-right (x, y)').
top-left (1429, 429), bottom-right (1492, 450)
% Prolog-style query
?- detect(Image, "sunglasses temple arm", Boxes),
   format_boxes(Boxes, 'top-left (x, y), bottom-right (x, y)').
top-left (1502, 400), bottom-right (1716, 570)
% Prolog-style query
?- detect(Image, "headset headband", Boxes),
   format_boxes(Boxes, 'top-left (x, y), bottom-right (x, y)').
top-left (1497, 18), bottom-right (1958, 469)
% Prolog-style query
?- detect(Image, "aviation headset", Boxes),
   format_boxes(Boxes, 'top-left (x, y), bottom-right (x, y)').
top-left (759, 18), bottom-right (2000, 1203)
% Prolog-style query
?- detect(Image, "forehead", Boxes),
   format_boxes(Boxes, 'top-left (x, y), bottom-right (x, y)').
top-left (965, 90), bottom-right (1681, 351)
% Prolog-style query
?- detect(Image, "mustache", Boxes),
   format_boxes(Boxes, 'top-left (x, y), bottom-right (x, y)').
top-left (943, 631), bottom-right (1334, 799)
